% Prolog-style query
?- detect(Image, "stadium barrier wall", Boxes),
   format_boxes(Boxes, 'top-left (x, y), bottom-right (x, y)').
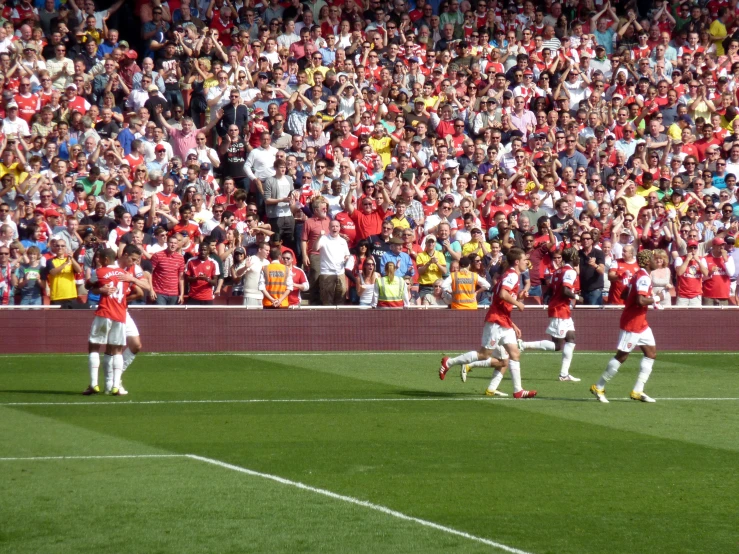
top-left (0, 306), bottom-right (738, 354)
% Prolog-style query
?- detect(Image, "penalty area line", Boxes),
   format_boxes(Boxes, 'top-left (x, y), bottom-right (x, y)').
top-left (186, 453), bottom-right (534, 554)
top-left (0, 454), bottom-right (185, 461)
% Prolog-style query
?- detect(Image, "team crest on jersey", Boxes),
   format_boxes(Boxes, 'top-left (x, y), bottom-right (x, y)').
top-left (627, 343), bottom-right (633, 349)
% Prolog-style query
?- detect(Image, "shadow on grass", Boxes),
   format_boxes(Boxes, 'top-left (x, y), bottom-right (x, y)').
top-left (397, 390), bottom-right (472, 398)
top-left (0, 389), bottom-right (82, 396)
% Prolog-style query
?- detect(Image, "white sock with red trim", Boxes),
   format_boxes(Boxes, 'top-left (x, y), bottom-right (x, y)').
top-left (448, 351), bottom-right (480, 367)
top-left (633, 357), bottom-right (654, 394)
top-left (522, 340), bottom-right (555, 351)
top-left (597, 358), bottom-right (621, 389)
top-left (560, 343), bottom-right (576, 376)
top-left (88, 352), bottom-right (99, 388)
top-left (509, 359), bottom-right (522, 393)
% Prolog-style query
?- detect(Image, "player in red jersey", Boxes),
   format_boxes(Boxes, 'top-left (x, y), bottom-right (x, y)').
top-left (591, 250), bottom-right (658, 404)
top-left (84, 249), bottom-right (135, 397)
top-left (518, 248), bottom-right (583, 382)
top-left (439, 248), bottom-right (537, 399)
top-left (115, 244), bottom-right (152, 394)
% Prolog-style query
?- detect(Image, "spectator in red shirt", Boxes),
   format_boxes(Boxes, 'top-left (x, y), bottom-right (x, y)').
top-left (150, 235), bottom-right (185, 305)
top-left (185, 242), bottom-right (219, 305)
top-left (343, 181), bottom-right (391, 241)
top-left (301, 195), bottom-right (331, 304)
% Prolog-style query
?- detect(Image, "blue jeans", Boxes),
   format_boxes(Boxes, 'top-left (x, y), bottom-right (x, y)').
top-left (155, 294), bottom-right (179, 305)
top-left (19, 295), bottom-right (42, 305)
top-left (528, 284), bottom-right (542, 298)
top-left (583, 289), bottom-right (603, 306)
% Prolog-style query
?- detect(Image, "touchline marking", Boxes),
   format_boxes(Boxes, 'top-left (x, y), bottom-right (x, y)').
top-left (1, 351), bottom-right (737, 358)
top-left (0, 454), bottom-right (185, 461)
top-left (2, 397), bottom-right (737, 407)
top-left (186, 454), bottom-right (534, 554)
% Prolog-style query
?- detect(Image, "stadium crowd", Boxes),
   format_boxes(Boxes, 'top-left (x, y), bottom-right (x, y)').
top-left (0, 0), bottom-right (739, 308)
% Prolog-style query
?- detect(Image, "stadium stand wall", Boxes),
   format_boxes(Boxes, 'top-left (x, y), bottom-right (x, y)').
top-left (0, 307), bottom-right (737, 354)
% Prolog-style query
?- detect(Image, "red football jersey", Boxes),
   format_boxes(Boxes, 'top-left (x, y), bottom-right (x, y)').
top-left (94, 266), bottom-right (130, 323)
top-left (185, 257), bottom-right (218, 300)
top-left (548, 264), bottom-right (578, 319)
top-left (484, 267), bottom-right (519, 328)
top-left (620, 268), bottom-right (651, 333)
top-left (607, 259), bottom-right (639, 306)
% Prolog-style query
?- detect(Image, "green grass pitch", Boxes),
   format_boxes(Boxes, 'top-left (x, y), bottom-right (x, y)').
top-left (1, 351), bottom-right (738, 554)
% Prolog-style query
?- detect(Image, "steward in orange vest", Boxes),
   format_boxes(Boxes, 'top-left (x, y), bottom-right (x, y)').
top-left (262, 247), bottom-right (290, 308)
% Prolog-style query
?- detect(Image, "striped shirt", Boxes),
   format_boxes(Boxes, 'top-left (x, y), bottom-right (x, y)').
top-left (151, 250), bottom-right (185, 296)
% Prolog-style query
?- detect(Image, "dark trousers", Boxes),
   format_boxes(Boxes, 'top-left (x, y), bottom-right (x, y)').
top-left (308, 253), bottom-right (321, 304)
top-left (187, 298), bottom-right (213, 305)
top-left (269, 216), bottom-right (296, 251)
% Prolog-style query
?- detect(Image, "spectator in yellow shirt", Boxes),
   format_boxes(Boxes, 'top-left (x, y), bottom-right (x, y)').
top-left (416, 235), bottom-right (447, 299)
top-left (461, 227), bottom-right (491, 258)
top-left (368, 123), bottom-right (398, 168)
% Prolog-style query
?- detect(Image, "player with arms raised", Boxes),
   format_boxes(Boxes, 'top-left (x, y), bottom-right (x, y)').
top-left (591, 249), bottom-right (658, 404)
top-left (440, 248), bottom-right (537, 399)
top-left (519, 247), bottom-right (583, 382)
top-left (83, 249), bottom-right (132, 397)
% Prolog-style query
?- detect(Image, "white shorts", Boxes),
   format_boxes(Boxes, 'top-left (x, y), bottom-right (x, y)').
top-left (125, 312), bottom-right (139, 338)
top-left (616, 327), bottom-right (656, 353)
top-left (88, 316), bottom-right (126, 346)
top-left (546, 317), bottom-right (575, 338)
top-left (481, 322), bottom-right (517, 351)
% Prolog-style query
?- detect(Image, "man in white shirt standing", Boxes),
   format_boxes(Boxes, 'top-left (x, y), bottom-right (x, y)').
top-left (317, 220), bottom-right (350, 305)
top-left (245, 131), bottom-right (278, 217)
top-left (263, 159), bottom-right (296, 253)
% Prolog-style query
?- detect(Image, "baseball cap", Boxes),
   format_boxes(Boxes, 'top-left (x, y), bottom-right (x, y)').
top-left (65, 84), bottom-right (77, 91)
top-left (620, 229), bottom-right (632, 236)
top-left (200, 162), bottom-right (211, 171)
top-left (503, 90), bottom-right (513, 99)
top-left (389, 237), bottom-right (404, 244)
top-left (253, 108), bottom-right (265, 115)
top-left (5, 101), bottom-right (17, 109)
top-left (126, 50), bottom-right (138, 59)
top-left (712, 237), bottom-right (726, 246)
top-left (118, 40), bottom-right (130, 48)
top-left (155, 144), bottom-right (166, 152)
top-left (148, 84), bottom-right (159, 92)
top-left (425, 235), bottom-right (436, 243)
top-left (234, 247), bottom-right (246, 254)
top-left (45, 209), bottom-right (61, 218)
top-left (687, 240), bottom-right (699, 247)
top-left (409, 56), bottom-right (420, 63)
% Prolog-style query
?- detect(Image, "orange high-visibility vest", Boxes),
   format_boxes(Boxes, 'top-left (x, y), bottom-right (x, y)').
top-left (263, 262), bottom-right (289, 308)
top-left (450, 269), bottom-right (478, 309)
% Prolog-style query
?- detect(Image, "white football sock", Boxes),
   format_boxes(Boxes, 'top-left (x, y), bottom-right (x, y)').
top-left (122, 347), bottom-right (136, 372)
top-left (103, 355), bottom-right (113, 391)
top-left (560, 342), bottom-right (576, 376)
top-left (448, 351), bottom-right (480, 367)
top-left (522, 340), bottom-right (555, 351)
top-left (509, 359), bottom-right (522, 393)
top-left (112, 354), bottom-right (124, 389)
top-left (633, 357), bottom-right (655, 393)
top-left (88, 352), bottom-right (99, 388)
top-left (466, 358), bottom-right (494, 369)
top-left (597, 358), bottom-right (621, 389)
top-left (487, 370), bottom-right (504, 391)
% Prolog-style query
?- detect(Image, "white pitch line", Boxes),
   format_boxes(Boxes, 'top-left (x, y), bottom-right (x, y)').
top-left (0, 351), bottom-right (737, 358)
top-left (187, 454), bottom-right (534, 554)
top-left (2, 396), bottom-right (737, 407)
top-left (0, 454), bottom-right (185, 461)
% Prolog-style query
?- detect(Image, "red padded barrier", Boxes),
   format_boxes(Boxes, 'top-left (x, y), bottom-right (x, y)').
top-left (0, 307), bottom-right (737, 354)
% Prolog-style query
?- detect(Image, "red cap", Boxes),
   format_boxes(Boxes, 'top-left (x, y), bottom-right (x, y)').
top-left (45, 209), bottom-right (61, 218)
top-left (687, 240), bottom-right (699, 247)
top-left (712, 237), bottom-right (725, 246)
top-left (387, 104), bottom-right (400, 113)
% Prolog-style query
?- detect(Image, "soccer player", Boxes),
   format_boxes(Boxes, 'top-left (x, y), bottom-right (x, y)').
top-left (83, 249), bottom-right (131, 397)
top-left (116, 245), bottom-right (151, 393)
top-left (439, 248), bottom-right (537, 399)
top-left (518, 248), bottom-right (583, 382)
top-left (591, 249), bottom-right (658, 404)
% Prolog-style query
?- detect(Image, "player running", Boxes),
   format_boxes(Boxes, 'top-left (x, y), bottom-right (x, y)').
top-left (83, 249), bottom-right (133, 397)
top-left (439, 248), bottom-right (537, 399)
top-left (591, 249), bottom-right (658, 404)
top-left (518, 247), bottom-right (583, 382)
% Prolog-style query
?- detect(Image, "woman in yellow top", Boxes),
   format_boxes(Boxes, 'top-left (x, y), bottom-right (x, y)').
top-left (46, 242), bottom-right (82, 307)
top-left (416, 235), bottom-right (447, 299)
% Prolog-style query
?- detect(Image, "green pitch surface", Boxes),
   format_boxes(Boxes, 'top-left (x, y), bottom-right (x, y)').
top-left (1, 351), bottom-right (738, 554)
